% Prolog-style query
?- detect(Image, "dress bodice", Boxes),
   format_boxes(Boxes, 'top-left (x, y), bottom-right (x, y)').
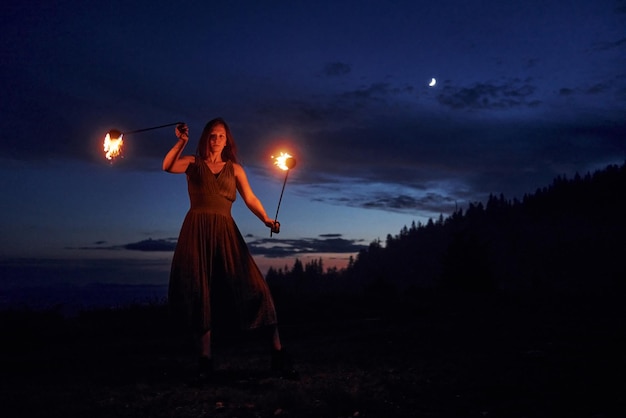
top-left (185, 160), bottom-right (236, 216)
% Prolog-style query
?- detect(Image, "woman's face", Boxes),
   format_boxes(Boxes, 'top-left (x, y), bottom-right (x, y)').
top-left (208, 124), bottom-right (227, 153)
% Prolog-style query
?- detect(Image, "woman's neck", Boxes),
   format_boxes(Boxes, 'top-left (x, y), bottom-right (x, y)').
top-left (205, 152), bottom-right (223, 163)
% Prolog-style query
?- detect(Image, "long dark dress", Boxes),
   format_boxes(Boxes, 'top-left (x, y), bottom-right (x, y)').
top-left (168, 160), bottom-right (278, 333)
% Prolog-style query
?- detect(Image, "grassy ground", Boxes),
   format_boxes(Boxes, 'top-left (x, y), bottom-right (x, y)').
top-left (1, 290), bottom-right (624, 417)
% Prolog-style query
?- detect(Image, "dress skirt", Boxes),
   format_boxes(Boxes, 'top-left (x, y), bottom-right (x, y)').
top-left (168, 160), bottom-right (278, 333)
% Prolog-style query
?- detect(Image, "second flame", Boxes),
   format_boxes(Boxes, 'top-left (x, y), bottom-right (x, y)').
top-left (272, 152), bottom-right (294, 171)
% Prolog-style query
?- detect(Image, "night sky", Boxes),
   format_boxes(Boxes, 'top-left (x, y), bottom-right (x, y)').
top-left (1, 1), bottom-right (625, 304)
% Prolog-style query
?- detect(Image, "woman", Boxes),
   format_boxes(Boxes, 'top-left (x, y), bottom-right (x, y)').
top-left (163, 118), bottom-right (295, 381)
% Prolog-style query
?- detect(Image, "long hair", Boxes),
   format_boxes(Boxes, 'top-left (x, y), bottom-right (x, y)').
top-left (195, 117), bottom-right (239, 163)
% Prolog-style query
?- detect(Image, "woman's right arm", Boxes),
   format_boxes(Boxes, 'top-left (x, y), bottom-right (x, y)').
top-left (163, 124), bottom-right (194, 173)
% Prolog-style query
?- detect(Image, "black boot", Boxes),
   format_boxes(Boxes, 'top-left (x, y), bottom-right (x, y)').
top-left (271, 348), bottom-right (299, 380)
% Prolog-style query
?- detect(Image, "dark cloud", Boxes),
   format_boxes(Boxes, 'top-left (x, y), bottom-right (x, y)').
top-left (71, 235), bottom-right (366, 258)
top-left (586, 83), bottom-right (610, 95)
top-left (71, 238), bottom-right (177, 252)
top-left (280, 97), bottom-right (626, 216)
top-left (248, 235), bottom-right (368, 258)
top-left (314, 189), bottom-right (457, 217)
top-left (593, 37), bottom-right (626, 51)
top-left (338, 82), bottom-right (413, 104)
top-left (525, 58), bottom-right (540, 69)
top-left (323, 62), bottom-right (351, 77)
top-left (362, 193), bottom-right (439, 212)
top-left (557, 83), bottom-right (615, 99)
top-left (437, 81), bottom-right (540, 110)
top-left (124, 238), bottom-right (177, 252)
top-left (363, 192), bottom-right (457, 214)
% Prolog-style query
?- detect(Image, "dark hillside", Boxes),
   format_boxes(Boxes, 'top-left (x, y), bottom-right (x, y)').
top-left (342, 162), bottom-right (626, 294)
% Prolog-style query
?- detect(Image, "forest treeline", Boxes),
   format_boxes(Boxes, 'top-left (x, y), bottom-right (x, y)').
top-left (267, 162), bottom-right (626, 297)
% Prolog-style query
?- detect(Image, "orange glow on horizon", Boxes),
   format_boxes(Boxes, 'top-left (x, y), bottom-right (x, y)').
top-left (255, 253), bottom-right (352, 276)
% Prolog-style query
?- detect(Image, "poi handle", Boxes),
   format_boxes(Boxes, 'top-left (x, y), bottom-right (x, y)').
top-left (270, 221), bottom-right (280, 237)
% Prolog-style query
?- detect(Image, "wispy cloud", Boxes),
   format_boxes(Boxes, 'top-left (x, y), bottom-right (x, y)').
top-left (437, 80), bottom-right (541, 110)
top-left (323, 62), bottom-right (351, 77)
top-left (592, 37), bottom-right (626, 51)
top-left (248, 234), bottom-right (368, 258)
top-left (70, 238), bottom-right (177, 252)
top-left (70, 235), bottom-right (367, 259)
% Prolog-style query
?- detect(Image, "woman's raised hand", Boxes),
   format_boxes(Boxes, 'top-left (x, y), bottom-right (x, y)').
top-left (176, 123), bottom-right (189, 141)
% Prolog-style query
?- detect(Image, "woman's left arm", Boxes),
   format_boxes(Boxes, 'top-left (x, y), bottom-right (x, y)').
top-left (234, 163), bottom-right (277, 229)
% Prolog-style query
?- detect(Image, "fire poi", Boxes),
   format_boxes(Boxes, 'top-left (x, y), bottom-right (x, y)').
top-left (103, 122), bottom-right (183, 161)
top-left (103, 122), bottom-right (295, 237)
top-left (270, 152), bottom-right (296, 237)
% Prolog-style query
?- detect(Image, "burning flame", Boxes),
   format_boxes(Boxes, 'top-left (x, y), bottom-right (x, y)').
top-left (104, 131), bottom-right (124, 160)
top-left (272, 152), bottom-right (294, 171)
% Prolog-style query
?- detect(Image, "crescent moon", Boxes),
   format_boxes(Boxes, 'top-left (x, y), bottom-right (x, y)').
top-left (429, 78), bottom-right (437, 87)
